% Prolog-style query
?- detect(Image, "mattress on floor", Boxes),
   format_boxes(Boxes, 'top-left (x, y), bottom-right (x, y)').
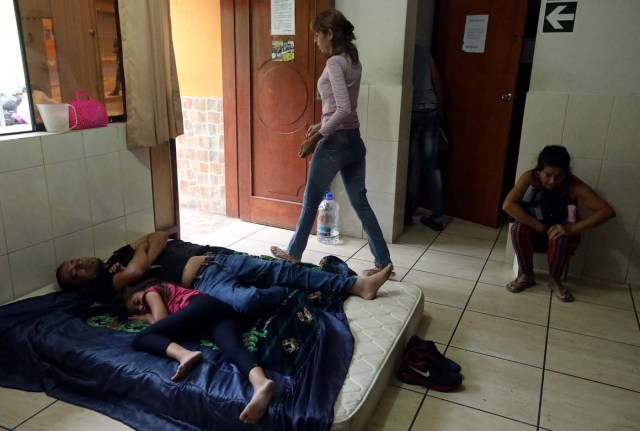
top-left (333, 281), bottom-right (424, 431)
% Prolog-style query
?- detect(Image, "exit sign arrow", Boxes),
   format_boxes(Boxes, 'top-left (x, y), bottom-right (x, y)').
top-left (543, 2), bottom-right (577, 33)
top-left (546, 5), bottom-right (575, 29)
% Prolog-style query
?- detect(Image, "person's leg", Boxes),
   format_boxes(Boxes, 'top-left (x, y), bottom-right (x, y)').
top-left (133, 295), bottom-right (238, 380)
top-left (546, 234), bottom-right (581, 301)
top-left (418, 109), bottom-right (444, 229)
top-left (507, 221), bottom-right (537, 292)
top-left (211, 319), bottom-right (274, 424)
top-left (194, 260), bottom-right (290, 315)
top-left (212, 254), bottom-right (391, 299)
top-left (284, 136), bottom-right (342, 260)
top-left (404, 112), bottom-right (426, 225)
top-left (339, 135), bottom-right (391, 269)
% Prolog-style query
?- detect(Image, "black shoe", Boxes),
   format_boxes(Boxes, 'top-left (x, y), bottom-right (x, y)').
top-left (420, 216), bottom-right (444, 231)
top-left (407, 336), bottom-right (461, 373)
top-left (397, 350), bottom-right (462, 391)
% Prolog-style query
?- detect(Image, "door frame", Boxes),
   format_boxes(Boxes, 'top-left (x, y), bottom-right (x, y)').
top-left (220, 0), bottom-right (240, 218)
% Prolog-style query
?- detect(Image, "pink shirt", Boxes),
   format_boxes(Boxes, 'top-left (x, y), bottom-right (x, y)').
top-left (318, 53), bottom-right (361, 137)
top-left (145, 283), bottom-right (201, 314)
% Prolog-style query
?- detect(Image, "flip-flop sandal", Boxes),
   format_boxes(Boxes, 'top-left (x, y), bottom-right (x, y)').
top-left (506, 279), bottom-right (536, 293)
top-left (270, 246), bottom-right (300, 263)
top-left (552, 287), bottom-right (575, 302)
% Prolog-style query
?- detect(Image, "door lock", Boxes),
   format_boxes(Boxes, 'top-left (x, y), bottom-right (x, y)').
top-left (501, 93), bottom-right (513, 102)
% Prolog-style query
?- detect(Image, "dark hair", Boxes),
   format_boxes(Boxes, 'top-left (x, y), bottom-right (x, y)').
top-left (115, 279), bottom-right (169, 317)
top-left (535, 145), bottom-right (572, 173)
top-left (311, 8), bottom-right (359, 64)
top-left (56, 258), bottom-right (106, 293)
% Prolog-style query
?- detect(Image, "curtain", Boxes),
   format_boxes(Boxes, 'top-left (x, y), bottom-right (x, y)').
top-left (118, 0), bottom-right (183, 148)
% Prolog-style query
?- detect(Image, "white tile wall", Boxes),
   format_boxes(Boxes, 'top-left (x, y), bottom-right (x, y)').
top-left (515, 93), bottom-right (640, 283)
top-left (9, 240), bottom-right (56, 298)
top-left (93, 218), bottom-right (127, 260)
top-left (0, 124), bottom-right (154, 301)
top-left (604, 96), bottom-right (640, 163)
top-left (0, 255), bottom-right (12, 304)
top-left (366, 85), bottom-right (404, 142)
top-left (0, 167), bottom-right (53, 251)
top-left (46, 159), bottom-right (92, 236)
top-left (86, 152), bottom-right (125, 224)
top-left (562, 95), bottom-right (613, 160)
top-left (598, 161), bottom-right (640, 226)
top-left (519, 92), bottom-right (568, 154)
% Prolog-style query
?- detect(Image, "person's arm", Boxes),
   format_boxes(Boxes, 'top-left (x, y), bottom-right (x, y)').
top-left (429, 56), bottom-right (444, 122)
top-left (548, 176), bottom-right (615, 239)
top-left (142, 290), bottom-right (169, 324)
top-left (502, 170), bottom-right (548, 234)
top-left (111, 231), bottom-right (169, 290)
top-left (129, 231), bottom-right (169, 264)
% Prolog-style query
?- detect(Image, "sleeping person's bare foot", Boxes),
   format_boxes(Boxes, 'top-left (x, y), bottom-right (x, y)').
top-left (350, 263), bottom-right (393, 300)
top-left (171, 350), bottom-right (203, 381)
top-left (239, 379), bottom-right (275, 423)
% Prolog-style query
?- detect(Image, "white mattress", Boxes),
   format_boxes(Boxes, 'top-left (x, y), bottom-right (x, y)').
top-left (332, 281), bottom-right (424, 431)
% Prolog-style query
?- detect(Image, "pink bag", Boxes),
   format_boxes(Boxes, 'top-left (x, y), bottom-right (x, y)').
top-left (68, 90), bottom-right (108, 130)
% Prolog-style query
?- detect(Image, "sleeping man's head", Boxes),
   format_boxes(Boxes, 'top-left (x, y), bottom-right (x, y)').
top-left (56, 257), bottom-right (106, 292)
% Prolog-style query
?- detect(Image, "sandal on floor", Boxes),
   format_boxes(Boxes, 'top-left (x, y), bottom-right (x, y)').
top-left (552, 287), bottom-right (575, 302)
top-left (361, 267), bottom-right (396, 277)
top-left (270, 246), bottom-right (300, 263)
top-left (506, 279), bottom-right (536, 293)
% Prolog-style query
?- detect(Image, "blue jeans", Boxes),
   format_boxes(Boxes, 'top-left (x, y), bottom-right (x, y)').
top-left (287, 129), bottom-right (391, 268)
top-left (405, 108), bottom-right (443, 222)
top-left (192, 254), bottom-right (357, 314)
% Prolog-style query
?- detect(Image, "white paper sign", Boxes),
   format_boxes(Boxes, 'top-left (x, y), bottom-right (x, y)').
top-left (462, 15), bottom-right (489, 53)
top-left (271, 0), bottom-right (295, 35)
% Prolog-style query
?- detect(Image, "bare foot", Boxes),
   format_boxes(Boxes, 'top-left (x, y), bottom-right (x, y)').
top-left (239, 379), bottom-right (275, 424)
top-left (171, 351), bottom-right (203, 381)
top-left (270, 246), bottom-right (301, 263)
top-left (352, 263), bottom-right (393, 300)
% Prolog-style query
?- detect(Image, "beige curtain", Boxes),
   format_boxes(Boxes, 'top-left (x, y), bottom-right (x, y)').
top-left (118, 0), bottom-right (183, 148)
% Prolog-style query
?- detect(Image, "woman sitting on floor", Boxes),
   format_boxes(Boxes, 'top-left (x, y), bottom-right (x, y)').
top-left (502, 145), bottom-right (615, 302)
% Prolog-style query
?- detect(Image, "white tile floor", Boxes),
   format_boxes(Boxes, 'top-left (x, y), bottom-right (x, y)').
top-left (2, 209), bottom-right (639, 430)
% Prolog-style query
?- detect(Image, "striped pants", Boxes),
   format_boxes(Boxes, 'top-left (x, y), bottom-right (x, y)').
top-left (511, 221), bottom-right (581, 279)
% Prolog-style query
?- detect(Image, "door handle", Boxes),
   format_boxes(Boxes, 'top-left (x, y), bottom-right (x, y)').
top-left (501, 92), bottom-right (513, 102)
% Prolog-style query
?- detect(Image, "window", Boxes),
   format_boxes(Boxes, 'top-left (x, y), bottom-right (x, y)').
top-left (1, 0), bottom-right (124, 136)
top-left (1, 0), bottom-right (31, 134)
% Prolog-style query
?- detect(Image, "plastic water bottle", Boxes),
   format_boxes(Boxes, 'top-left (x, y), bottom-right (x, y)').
top-left (317, 192), bottom-right (340, 244)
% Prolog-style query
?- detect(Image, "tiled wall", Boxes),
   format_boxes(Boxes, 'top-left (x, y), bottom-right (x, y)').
top-left (332, 0), bottom-right (414, 242)
top-left (0, 124), bottom-right (155, 302)
top-left (510, 93), bottom-right (640, 284)
top-left (506, 1), bottom-right (640, 285)
top-left (176, 96), bottom-right (225, 214)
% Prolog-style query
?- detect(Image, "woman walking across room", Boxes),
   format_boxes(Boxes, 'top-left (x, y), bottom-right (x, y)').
top-left (271, 8), bottom-right (393, 276)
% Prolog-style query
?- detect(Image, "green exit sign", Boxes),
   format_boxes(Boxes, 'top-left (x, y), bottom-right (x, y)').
top-left (543, 2), bottom-right (577, 33)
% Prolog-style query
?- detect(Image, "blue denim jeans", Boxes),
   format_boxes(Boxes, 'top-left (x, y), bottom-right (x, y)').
top-left (405, 108), bottom-right (443, 222)
top-left (288, 128), bottom-right (391, 268)
top-left (192, 254), bottom-right (357, 314)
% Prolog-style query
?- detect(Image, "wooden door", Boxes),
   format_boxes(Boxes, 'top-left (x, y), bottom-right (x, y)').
top-left (436, 0), bottom-right (529, 227)
top-left (230, 0), bottom-right (331, 229)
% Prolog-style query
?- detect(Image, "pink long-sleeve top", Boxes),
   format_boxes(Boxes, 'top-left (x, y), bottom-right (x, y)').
top-left (318, 53), bottom-right (361, 137)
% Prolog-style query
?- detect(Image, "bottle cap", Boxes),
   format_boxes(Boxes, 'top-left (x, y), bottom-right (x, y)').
top-left (325, 192), bottom-right (333, 200)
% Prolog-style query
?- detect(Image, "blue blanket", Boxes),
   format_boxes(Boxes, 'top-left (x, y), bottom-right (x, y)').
top-left (0, 271), bottom-right (354, 430)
